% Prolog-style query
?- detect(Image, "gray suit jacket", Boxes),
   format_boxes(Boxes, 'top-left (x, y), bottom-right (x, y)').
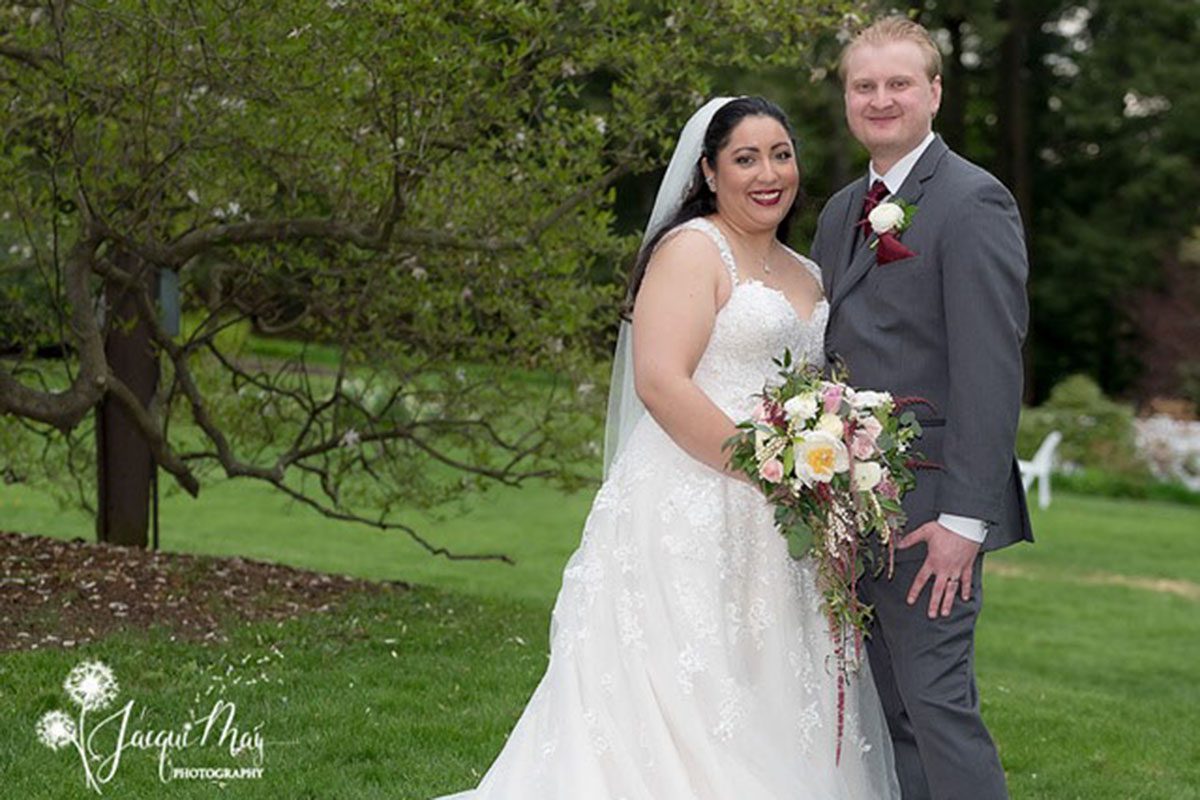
top-left (812, 136), bottom-right (1033, 559)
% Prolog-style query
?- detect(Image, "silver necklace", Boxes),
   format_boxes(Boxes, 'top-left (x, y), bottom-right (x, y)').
top-left (719, 221), bottom-right (776, 276)
top-left (760, 242), bottom-right (774, 274)
top-left (747, 239), bottom-right (776, 275)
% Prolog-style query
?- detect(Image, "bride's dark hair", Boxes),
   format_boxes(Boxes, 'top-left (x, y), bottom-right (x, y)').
top-left (624, 96), bottom-right (800, 315)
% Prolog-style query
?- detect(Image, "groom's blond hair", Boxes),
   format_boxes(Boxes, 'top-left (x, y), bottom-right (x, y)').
top-left (838, 16), bottom-right (942, 83)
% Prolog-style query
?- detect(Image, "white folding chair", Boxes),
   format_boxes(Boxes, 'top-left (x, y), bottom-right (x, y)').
top-left (1018, 430), bottom-right (1063, 510)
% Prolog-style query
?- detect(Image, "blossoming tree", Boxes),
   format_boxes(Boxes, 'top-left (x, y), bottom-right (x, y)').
top-left (0, 0), bottom-right (858, 550)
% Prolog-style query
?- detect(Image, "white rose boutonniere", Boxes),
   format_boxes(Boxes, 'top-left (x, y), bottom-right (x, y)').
top-left (867, 198), bottom-right (919, 264)
top-left (868, 199), bottom-right (917, 236)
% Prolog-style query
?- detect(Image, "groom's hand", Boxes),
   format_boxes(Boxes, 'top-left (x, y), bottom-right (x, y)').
top-left (898, 521), bottom-right (980, 619)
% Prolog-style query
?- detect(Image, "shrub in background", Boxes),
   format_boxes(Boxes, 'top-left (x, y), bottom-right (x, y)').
top-left (1018, 374), bottom-right (1200, 505)
top-left (1051, 467), bottom-right (1200, 507)
top-left (1018, 374), bottom-right (1148, 478)
top-left (1178, 361), bottom-right (1200, 414)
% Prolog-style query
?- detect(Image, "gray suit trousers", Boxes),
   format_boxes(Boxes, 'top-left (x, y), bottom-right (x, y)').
top-left (859, 551), bottom-right (1007, 800)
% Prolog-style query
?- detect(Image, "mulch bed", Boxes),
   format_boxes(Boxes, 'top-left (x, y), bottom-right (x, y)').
top-left (0, 530), bottom-right (408, 652)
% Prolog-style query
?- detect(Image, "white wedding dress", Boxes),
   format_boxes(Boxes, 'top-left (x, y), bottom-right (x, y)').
top-left (438, 218), bottom-right (899, 799)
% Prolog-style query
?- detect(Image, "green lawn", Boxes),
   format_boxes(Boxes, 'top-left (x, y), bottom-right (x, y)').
top-left (0, 477), bottom-right (591, 603)
top-left (1, 587), bottom-right (548, 799)
top-left (2, 481), bottom-right (1198, 798)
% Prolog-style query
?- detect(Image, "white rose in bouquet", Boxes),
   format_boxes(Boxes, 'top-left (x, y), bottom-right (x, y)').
top-left (852, 460), bottom-right (884, 491)
top-left (784, 392), bottom-right (819, 422)
top-left (816, 412), bottom-right (845, 437)
top-left (850, 390), bottom-right (892, 410)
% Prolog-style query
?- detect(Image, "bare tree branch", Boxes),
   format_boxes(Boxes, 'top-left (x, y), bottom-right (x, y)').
top-left (86, 158), bottom-right (636, 271)
top-left (0, 40), bottom-right (52, 70)
top-left (103, 371), bottom-right (200, 495)
top-left (257, 477), bottom-right (515, 564)
top-left (91, 255), bottom-right (281, 484)
top-left (527, 162), bottom-right (632, 241)
top-left (0, 233), bottom-right (107, 430)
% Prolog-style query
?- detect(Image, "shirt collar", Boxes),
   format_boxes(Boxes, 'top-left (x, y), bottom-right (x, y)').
top-left (868, 131), bottom-right (936, 196)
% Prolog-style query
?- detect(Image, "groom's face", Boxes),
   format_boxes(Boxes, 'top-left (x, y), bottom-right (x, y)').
top-left (843, 39), bottom-right (941, 166)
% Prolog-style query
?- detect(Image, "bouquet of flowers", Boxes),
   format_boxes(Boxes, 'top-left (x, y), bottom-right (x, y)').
top-left (725, 351), bottom-right (927, 759)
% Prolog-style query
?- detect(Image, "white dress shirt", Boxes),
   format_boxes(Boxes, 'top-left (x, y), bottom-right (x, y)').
top-left (868, 130), bottom-right (936, 196)
top-left (868, 130), bottom-right (987, 545)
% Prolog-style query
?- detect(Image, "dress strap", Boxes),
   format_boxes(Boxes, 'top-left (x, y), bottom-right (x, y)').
top-left (669, 217), bottom-right (739, 282)
top-left (783, 246), bottom-right (823, 285)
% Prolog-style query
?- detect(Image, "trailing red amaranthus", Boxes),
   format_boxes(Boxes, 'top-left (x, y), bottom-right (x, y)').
top-left (724, 351), bottom-right (928, 761)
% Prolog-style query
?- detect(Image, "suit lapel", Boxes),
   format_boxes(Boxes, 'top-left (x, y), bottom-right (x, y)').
top-left (828, 137), bottom-right (949, 317)
top-left (823, 178), bottom-right (868, 301)
top-left (837, 179), bottom-right (869, 275)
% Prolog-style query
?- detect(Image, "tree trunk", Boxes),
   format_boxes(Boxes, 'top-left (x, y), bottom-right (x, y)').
top-left (997, 0), bottom-right (1032, 227)
top-left (95, 254), bottom-right (158, 547)
top-left (940, 14), bottom-right (967, 153)
top-left (997, 0), bottom-right (1038, 402)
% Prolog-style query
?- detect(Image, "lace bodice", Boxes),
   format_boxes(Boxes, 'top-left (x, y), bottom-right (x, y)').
top-left (438, 170), bottom-right (898, 800)
top-left (667, 218), bottom-right (828, 419)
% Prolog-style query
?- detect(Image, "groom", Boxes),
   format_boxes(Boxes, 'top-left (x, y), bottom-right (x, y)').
top-left (812, 17), bottom-right (1032, 800)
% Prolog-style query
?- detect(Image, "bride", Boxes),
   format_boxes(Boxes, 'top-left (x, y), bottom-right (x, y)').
top-left (437, 97), bottom-right (899, 799)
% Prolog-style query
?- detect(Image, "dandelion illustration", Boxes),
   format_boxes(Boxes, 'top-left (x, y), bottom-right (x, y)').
top-left (63, 660), bottom-right (119, 712)
top-left (37, 660), bottom-right (122, 793)
top-left (36, 710), bottom-right (76, 751)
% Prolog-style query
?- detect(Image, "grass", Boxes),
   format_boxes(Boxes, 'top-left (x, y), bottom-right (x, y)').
top-left (1, 588), bottom-right (549, 799)
top-left (0, 477), bottom-right (591, 603)
top-left (2, 480), bottom-right (1199, 798)
top-left (992, 493), bottom-right (1200, 582)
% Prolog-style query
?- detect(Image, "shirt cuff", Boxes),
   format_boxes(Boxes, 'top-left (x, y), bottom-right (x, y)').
top-left (938, 513), bottom-right (987, 544)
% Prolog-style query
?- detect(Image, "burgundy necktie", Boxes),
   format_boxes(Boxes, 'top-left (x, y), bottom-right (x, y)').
top-left (857, 179), bottom-right (889, 236)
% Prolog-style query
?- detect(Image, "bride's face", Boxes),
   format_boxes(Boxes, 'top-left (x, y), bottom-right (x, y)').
top-left (703, 115), bottom-right (798, 234)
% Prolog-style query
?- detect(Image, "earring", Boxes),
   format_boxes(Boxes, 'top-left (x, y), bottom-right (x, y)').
top-left (706, 177), bottom-right (716, 193)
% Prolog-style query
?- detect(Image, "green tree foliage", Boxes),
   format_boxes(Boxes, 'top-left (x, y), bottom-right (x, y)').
top-left (0, 1), bottom-right (857, 552)
top-left (767, 1), bottom-right (1199, 400)
top-left (1027, 0), bottom-right (1200, 394)
top-left (923, 0), bottom-right (1200, 397)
